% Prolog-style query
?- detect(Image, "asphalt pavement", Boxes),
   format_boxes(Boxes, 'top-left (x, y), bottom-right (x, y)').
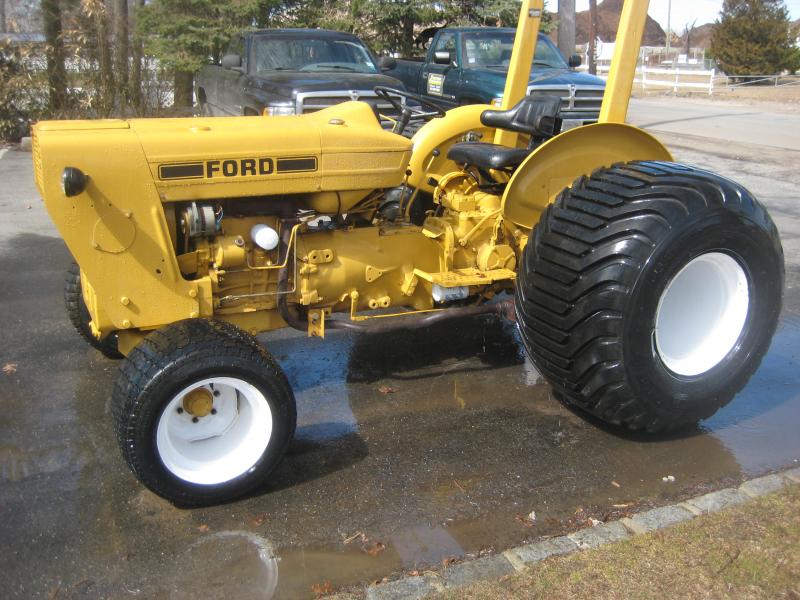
top-left (1, 100), bottom-right (799, 599)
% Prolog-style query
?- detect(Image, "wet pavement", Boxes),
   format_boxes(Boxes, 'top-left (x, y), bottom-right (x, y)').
top-left (2, 113), bottom-right (800, 599)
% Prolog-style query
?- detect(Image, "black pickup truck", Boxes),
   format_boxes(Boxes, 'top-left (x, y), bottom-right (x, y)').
top-left (195, 29), bottom-right (406, 117)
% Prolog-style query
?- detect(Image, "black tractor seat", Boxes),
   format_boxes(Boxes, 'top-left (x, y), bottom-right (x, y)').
top-left (447, 143), bottom-right (531, 170)
top-left (447, 95), bottom-right (562, 174)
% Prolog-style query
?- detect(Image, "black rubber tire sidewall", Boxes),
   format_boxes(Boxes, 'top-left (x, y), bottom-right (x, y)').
top-left (113, 321), bottom-right (296, 507)
top-left (64, 262), bottom-right (123, 359)
top-left (624, 209), bottom-right (782, 423)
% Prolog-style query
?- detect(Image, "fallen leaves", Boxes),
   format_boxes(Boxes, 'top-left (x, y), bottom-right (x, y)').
top-left (250, 513), bottom-right (268, 526)
top-left (365, 541), bottom-right (386, 556)
top-left (377, 385), bottom-right (397, 395)
top-left (442, 555), bottom-right (460, 568)
top-left (343, 531), bottom-right (386, 556)
top-left (311, 581), bottom-right (334, 596)
top-left (2, 363), bottom-right (17, 375)
top-left (196, 524), bottom-right (210, 533)
top-left (611, 480), bottom-right (621, 488)
top-left (515, 511), bottom-right (537, 528)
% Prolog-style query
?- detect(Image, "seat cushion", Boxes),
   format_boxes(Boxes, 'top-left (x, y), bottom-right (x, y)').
top-left (447, 142), bottom-right (531, 170)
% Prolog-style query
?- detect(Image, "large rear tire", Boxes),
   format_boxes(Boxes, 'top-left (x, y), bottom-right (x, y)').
top-left (514, 161), bottom-right (784, 432)
top-left (111, 319), bottom-right (296, 506)
top-left (64, 262), bottom-right (123, 359)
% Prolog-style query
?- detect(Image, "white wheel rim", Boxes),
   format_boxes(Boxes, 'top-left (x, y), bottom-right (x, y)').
top-left (655, 252), bottom-right (750, 377)
top-left (156, 377), bottom-right (273, 485)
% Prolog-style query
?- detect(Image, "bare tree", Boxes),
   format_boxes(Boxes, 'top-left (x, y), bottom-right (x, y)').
top-left (130, 0), bottom-right (144, 112)
top-left (95, 0), bottom-right (115, 113)
top-left (115, 0), bottom-right (129, 107)
top-left (42, 0), bottom-right (67, 110)
top-left (683, 19), bottom-right (697, 55)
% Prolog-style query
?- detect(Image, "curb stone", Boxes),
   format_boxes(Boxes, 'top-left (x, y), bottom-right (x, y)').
top-left (622, 504), bottom-right (694, 534)
top-left (365, 574), bottom-right (442, 600)
top-left (441, 554), bottom-right (515, 588)
top-left (568, 520), bottom-right (630, 549)
top-left (362, 467), bottom-right (800, 598)
top-left (739, 473), bottom-right (787, 497)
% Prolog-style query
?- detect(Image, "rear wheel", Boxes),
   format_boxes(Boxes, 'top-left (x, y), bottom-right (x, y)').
top-left (64, 262), bottom-right (122, 359)
top-left (111, 319), bottom-right (296, 506)
top-left (514, 161), bottom-right (784, 432)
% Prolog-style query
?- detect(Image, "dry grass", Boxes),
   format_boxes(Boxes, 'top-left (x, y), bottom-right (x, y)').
top-left (431, 486), bottom-right (800, 599)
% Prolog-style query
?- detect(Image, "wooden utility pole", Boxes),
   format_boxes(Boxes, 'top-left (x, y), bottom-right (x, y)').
top-left (557, 0), bottom-right (576, 59)
top-left (588, 0), bottom-right (597, 74)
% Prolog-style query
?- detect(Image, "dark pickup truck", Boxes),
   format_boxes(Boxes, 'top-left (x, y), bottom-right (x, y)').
top-left (385, 27), bottom-right (606, 127)
top-left (195, 29), bottom-right (405, 117)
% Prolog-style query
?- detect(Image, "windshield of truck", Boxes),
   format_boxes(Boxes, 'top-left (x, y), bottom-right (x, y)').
top-left (462, 32), bottom-right (568, 70)
top-left (251, 35), bottom-right (379, 73)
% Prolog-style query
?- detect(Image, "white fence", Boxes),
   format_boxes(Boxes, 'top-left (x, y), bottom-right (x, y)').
top-left (591, 64), bottom-right (716, 94)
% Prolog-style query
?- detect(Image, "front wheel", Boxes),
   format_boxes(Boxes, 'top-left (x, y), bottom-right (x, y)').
top-left (64, 262), bottom-right (123, 359)
top-left (111, 319), bottom-right (296, 506)
top-left (514, 161), bottom-right (784, 432)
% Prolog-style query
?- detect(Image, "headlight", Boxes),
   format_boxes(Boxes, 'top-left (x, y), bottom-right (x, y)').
top-left (264, 104), bottom-right (295, 116)
top-left (491, 97), bottom-right (503, 107)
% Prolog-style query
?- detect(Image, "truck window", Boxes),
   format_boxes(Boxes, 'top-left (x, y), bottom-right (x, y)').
top-left (226, 36), bottom-right (245, 58)
top-left (461, 31), bottom-right (567, 70)
top-left (250, 36), bottom-right (379, 74)
top-left (432, 32), bottom-right (456, 58)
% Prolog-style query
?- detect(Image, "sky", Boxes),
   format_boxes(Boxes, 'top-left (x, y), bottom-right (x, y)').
top-left (574, 0), bottom-right (800, 31)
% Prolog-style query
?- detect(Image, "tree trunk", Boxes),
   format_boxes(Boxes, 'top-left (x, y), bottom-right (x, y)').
top-left (114, 0), bottom-right (129, 109)
top-left (588, 0), bottom-right (597, 75)
top-left (42, 0), bottom-right (67, 111)
top-left (173, 70), bottom-right (193, 109)
top-left (130, 0), bottom-right (144, 113)
top-left (1, 0), bottom-right (7, 34)
top-left (96, 1), bottom-right (115, 114)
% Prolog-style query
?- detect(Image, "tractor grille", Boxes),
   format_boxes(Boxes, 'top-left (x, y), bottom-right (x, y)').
top-left (296, 91), bottom-right (399, 116)
top-left (32, 133), bottom-right (44, 195)
top-left (527, 84), bottom-right (605, 120)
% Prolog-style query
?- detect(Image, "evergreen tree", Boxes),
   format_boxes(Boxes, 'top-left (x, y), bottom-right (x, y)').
top-left (136, 0), bottom-right (285, 107)
top-left (710, 0), bottom-right (800, 75)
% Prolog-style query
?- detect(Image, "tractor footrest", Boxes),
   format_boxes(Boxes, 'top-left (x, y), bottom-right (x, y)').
top-left (413, 267), bottom-right (516, 287)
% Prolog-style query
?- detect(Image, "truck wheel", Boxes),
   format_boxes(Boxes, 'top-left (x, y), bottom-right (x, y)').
top-left (514, 161), bottom-right (783, 432)
top-left (64, 262), bottom-right (123, 359)
top-left (111, 319), bottom-right (296, 506)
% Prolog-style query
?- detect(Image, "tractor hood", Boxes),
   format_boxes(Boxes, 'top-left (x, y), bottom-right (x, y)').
top-left (32, 101), bottom-right (412, 207)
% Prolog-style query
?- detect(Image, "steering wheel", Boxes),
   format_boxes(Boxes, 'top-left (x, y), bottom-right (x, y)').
top-left (374, 86), bottom-right (447, 135)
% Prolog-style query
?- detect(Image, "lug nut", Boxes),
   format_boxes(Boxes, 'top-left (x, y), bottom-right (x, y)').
top-left (211, 408), bottom-right (217, 415)
top-left (176, 407), bottom-right (184, 414)
top-left (213, 390), bottom-right (220, 397)
top-left (192, 417), bottom-right (199, 423)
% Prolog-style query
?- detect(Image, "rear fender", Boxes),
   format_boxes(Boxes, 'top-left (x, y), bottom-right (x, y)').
top-left (407, 104), bottom-right (494, 193)
top-left (501, 122), bottom-right (672, 229)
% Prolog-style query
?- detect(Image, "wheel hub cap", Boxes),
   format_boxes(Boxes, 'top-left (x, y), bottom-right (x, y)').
top-left (182, 387), bottom-right (213, 417)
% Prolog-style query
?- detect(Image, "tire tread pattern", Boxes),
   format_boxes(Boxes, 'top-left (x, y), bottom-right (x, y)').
top-left (515, 161), bottom-right (783, 432)
top-left (111, 318), bottom-right (296, 506)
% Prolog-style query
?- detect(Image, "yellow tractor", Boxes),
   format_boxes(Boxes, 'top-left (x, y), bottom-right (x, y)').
top-left (33, 0), bottom-right (783, 506)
